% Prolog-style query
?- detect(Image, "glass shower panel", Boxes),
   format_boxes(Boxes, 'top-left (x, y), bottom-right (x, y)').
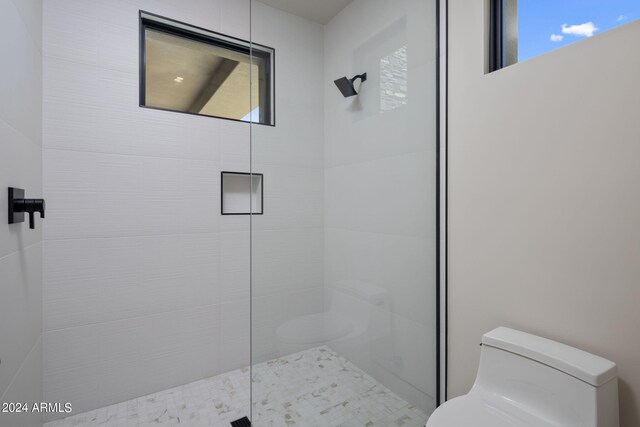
top-left (250, 0), bottom-right (438, 425)
top-left (39, 1), bottom-right (252, 426)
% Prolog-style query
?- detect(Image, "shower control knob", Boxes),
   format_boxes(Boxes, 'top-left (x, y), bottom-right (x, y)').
top-left (15, 199), bottom-right (45, 229)
top-left (8, 188), bottom-right (46, 230)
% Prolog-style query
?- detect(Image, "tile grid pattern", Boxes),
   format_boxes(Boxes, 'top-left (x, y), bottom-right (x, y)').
top-left (322, 0), bottom-right (439, 412)
top-left (44, 346), bottom-right (428, 427)
top-left (0, 0), bottom-right (44, 426)
top-left (43, 0), bottom-right (326, 416)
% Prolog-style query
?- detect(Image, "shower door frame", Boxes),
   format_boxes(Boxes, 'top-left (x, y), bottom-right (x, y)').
top-left (247, 0), bottom-right (450, 414)
top-left (436, 0), bottom-right (449, 406)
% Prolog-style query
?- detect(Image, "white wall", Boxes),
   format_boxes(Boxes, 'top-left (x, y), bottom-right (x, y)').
top-left (0, 0), bottom-right (43, 426)
top-left (42, 0), bottom-right (323, 419)
top-left (250, 1), bottom-right (326, 362)
top-left (448, 1), bottom-right (640, 424)
top-left (41, 0), bottom-right (439, 419)
top-left (323, 0), bottom-right (438, 415)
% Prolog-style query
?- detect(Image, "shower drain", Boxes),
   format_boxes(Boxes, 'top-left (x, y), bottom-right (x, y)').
top-left (231, 416), bottom-right (251, 427)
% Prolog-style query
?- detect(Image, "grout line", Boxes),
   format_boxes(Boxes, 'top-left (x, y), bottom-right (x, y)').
top-left (324, 147), bottom-right (435, 171)
top-left (42, 53), bottom-right (138, 76)
top-left (43, 300), bottom-right (241, 334)
top-left (324, 225), bottom-right (438, 240)
top-left (0, 335), bottom-right (42, 404)
top-left (0, 241), bottom-right (42, 263)
top-left (42, 227), bottom-right (325, 243)
top-left (8, 0), bottom-right (42, 54)
top-left (43, 280), bottom-right (329, 334)
top-left (43, 147), bottom-right (326, 171)
top-left (43, 232), bottom-right (223, 243)
top-left (0, 114), bottom-right (42, 152)
top-left (42, 147), bottom-right (221, 163)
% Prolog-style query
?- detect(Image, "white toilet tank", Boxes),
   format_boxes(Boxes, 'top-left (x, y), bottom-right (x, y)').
top-left (469, 327), bottom-right (619, 427)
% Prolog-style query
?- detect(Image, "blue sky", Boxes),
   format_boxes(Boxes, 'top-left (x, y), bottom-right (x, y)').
top-left (519, 0), bottom-right (640, 61)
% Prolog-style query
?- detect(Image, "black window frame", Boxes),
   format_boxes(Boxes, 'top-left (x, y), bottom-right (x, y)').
top-left (489, 0), bottom-right (506, 72)
top-left (488, 0), bottom-right (519, 73)
top-left (139, 10), bottom-right (275, 126)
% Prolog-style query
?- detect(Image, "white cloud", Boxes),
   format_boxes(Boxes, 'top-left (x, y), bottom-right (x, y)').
top-left (550, 34), bottom-right (564, 42)
top-left (617, 15), bottom-right (628, 22)
top-left (561, 22), bottom-right (599, 37)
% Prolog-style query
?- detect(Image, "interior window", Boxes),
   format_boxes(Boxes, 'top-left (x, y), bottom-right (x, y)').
top-left (140, 11), bottom-right (275, 125)
top-left (488, 0), bottom-right (639, 72)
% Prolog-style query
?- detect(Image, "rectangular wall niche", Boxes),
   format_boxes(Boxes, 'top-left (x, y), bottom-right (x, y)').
top-left (221, 172), bottom-right (264, 215)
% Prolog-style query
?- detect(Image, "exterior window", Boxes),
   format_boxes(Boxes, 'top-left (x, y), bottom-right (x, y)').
top-left (140, 11), bottom-right (275, 125)
top-left (488, 0), bottom-right (639, 72)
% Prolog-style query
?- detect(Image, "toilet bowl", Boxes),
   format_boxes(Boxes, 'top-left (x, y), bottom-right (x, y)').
top-left (275, 280), bottom-right (388, 354)
top-left (427, 327), bottom-right (619, 427)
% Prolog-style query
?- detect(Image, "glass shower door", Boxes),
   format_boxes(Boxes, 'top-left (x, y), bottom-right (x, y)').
top-left (250, 0), bottom-right (439, 425)
top-left (39, 1), bottom-right (254, 426)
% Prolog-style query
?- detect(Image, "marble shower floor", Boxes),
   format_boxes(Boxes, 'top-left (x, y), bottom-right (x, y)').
top-left (44, 346), bottom-right (429, 427)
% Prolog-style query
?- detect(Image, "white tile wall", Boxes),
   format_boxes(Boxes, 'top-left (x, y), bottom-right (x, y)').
top-left (0, 244), bottom-right (43, 400)
top-left (0, 338), bottom-right (44, 427)
top-left (43, 0), bottom-right (326, 420)
top-left (0, 0), bottom-right (43, 145)
top-left (325, 152), bottom-right (436, 238)
top-left (0, 1), bottom-right (43, 426)
top-left (0, 121), bottom-right (42, 257)
top-left (9, 0), bottom-right (43, 50)
top-left (41, 0), bottom-right (437, 422)
top-left (41, 0), bottom-right (245, 419)
top-left (43, 304), bottom-right (223, 411)
top-left (249, 1), bottom-right (326, 365)
top-left (43, 234), bottom-right (221, 330)
top-left (323, 0), bottom-right (438, 415)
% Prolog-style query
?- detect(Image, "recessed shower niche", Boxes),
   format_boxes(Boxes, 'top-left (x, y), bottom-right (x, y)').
top-left (221, 171), bottom-right (264, 215)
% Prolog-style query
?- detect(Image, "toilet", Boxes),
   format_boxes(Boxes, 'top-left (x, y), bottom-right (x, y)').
top-left (275, 280), bottom-right (388, 354)
top-left (427, 327), bottom-right (619, 427)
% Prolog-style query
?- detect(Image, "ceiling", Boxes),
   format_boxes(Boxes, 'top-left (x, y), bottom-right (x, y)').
top-left (257, 0), bottom-right (353, 25)
top-left (145, 30), bottom-right (259, 120)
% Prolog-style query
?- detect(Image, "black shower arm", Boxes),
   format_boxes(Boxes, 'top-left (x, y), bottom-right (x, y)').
top-left (350, 73), bottom-right (368, 84)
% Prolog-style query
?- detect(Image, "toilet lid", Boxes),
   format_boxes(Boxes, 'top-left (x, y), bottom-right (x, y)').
top-left (427, 395), bottom-right (554, 427)
top-left (276, 313), bottom-right (353, 344)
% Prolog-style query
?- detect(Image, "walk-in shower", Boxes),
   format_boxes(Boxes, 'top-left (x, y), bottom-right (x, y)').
top-left (1, 0), bottom-right (442, 426)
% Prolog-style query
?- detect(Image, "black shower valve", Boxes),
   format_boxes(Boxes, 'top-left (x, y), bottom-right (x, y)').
top-left (15, 198), bottom-right (46, 229)
top-left (8, 187), bottom-right (46, 230)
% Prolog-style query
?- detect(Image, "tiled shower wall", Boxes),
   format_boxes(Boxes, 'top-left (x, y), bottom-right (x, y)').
top-left (42, 0), bottom-right (324, 420)
top-left (41, 0), bottom-right (434, 420)
top-left (250, 1), bottom-right (326, 363)
top-left (0, 0), bottom-right (43, 426)
top-left (323, 0), bottom-right (438, 415)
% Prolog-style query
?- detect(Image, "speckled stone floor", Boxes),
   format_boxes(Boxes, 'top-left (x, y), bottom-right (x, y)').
top-left (44, 346), bottom-right (428, 427)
